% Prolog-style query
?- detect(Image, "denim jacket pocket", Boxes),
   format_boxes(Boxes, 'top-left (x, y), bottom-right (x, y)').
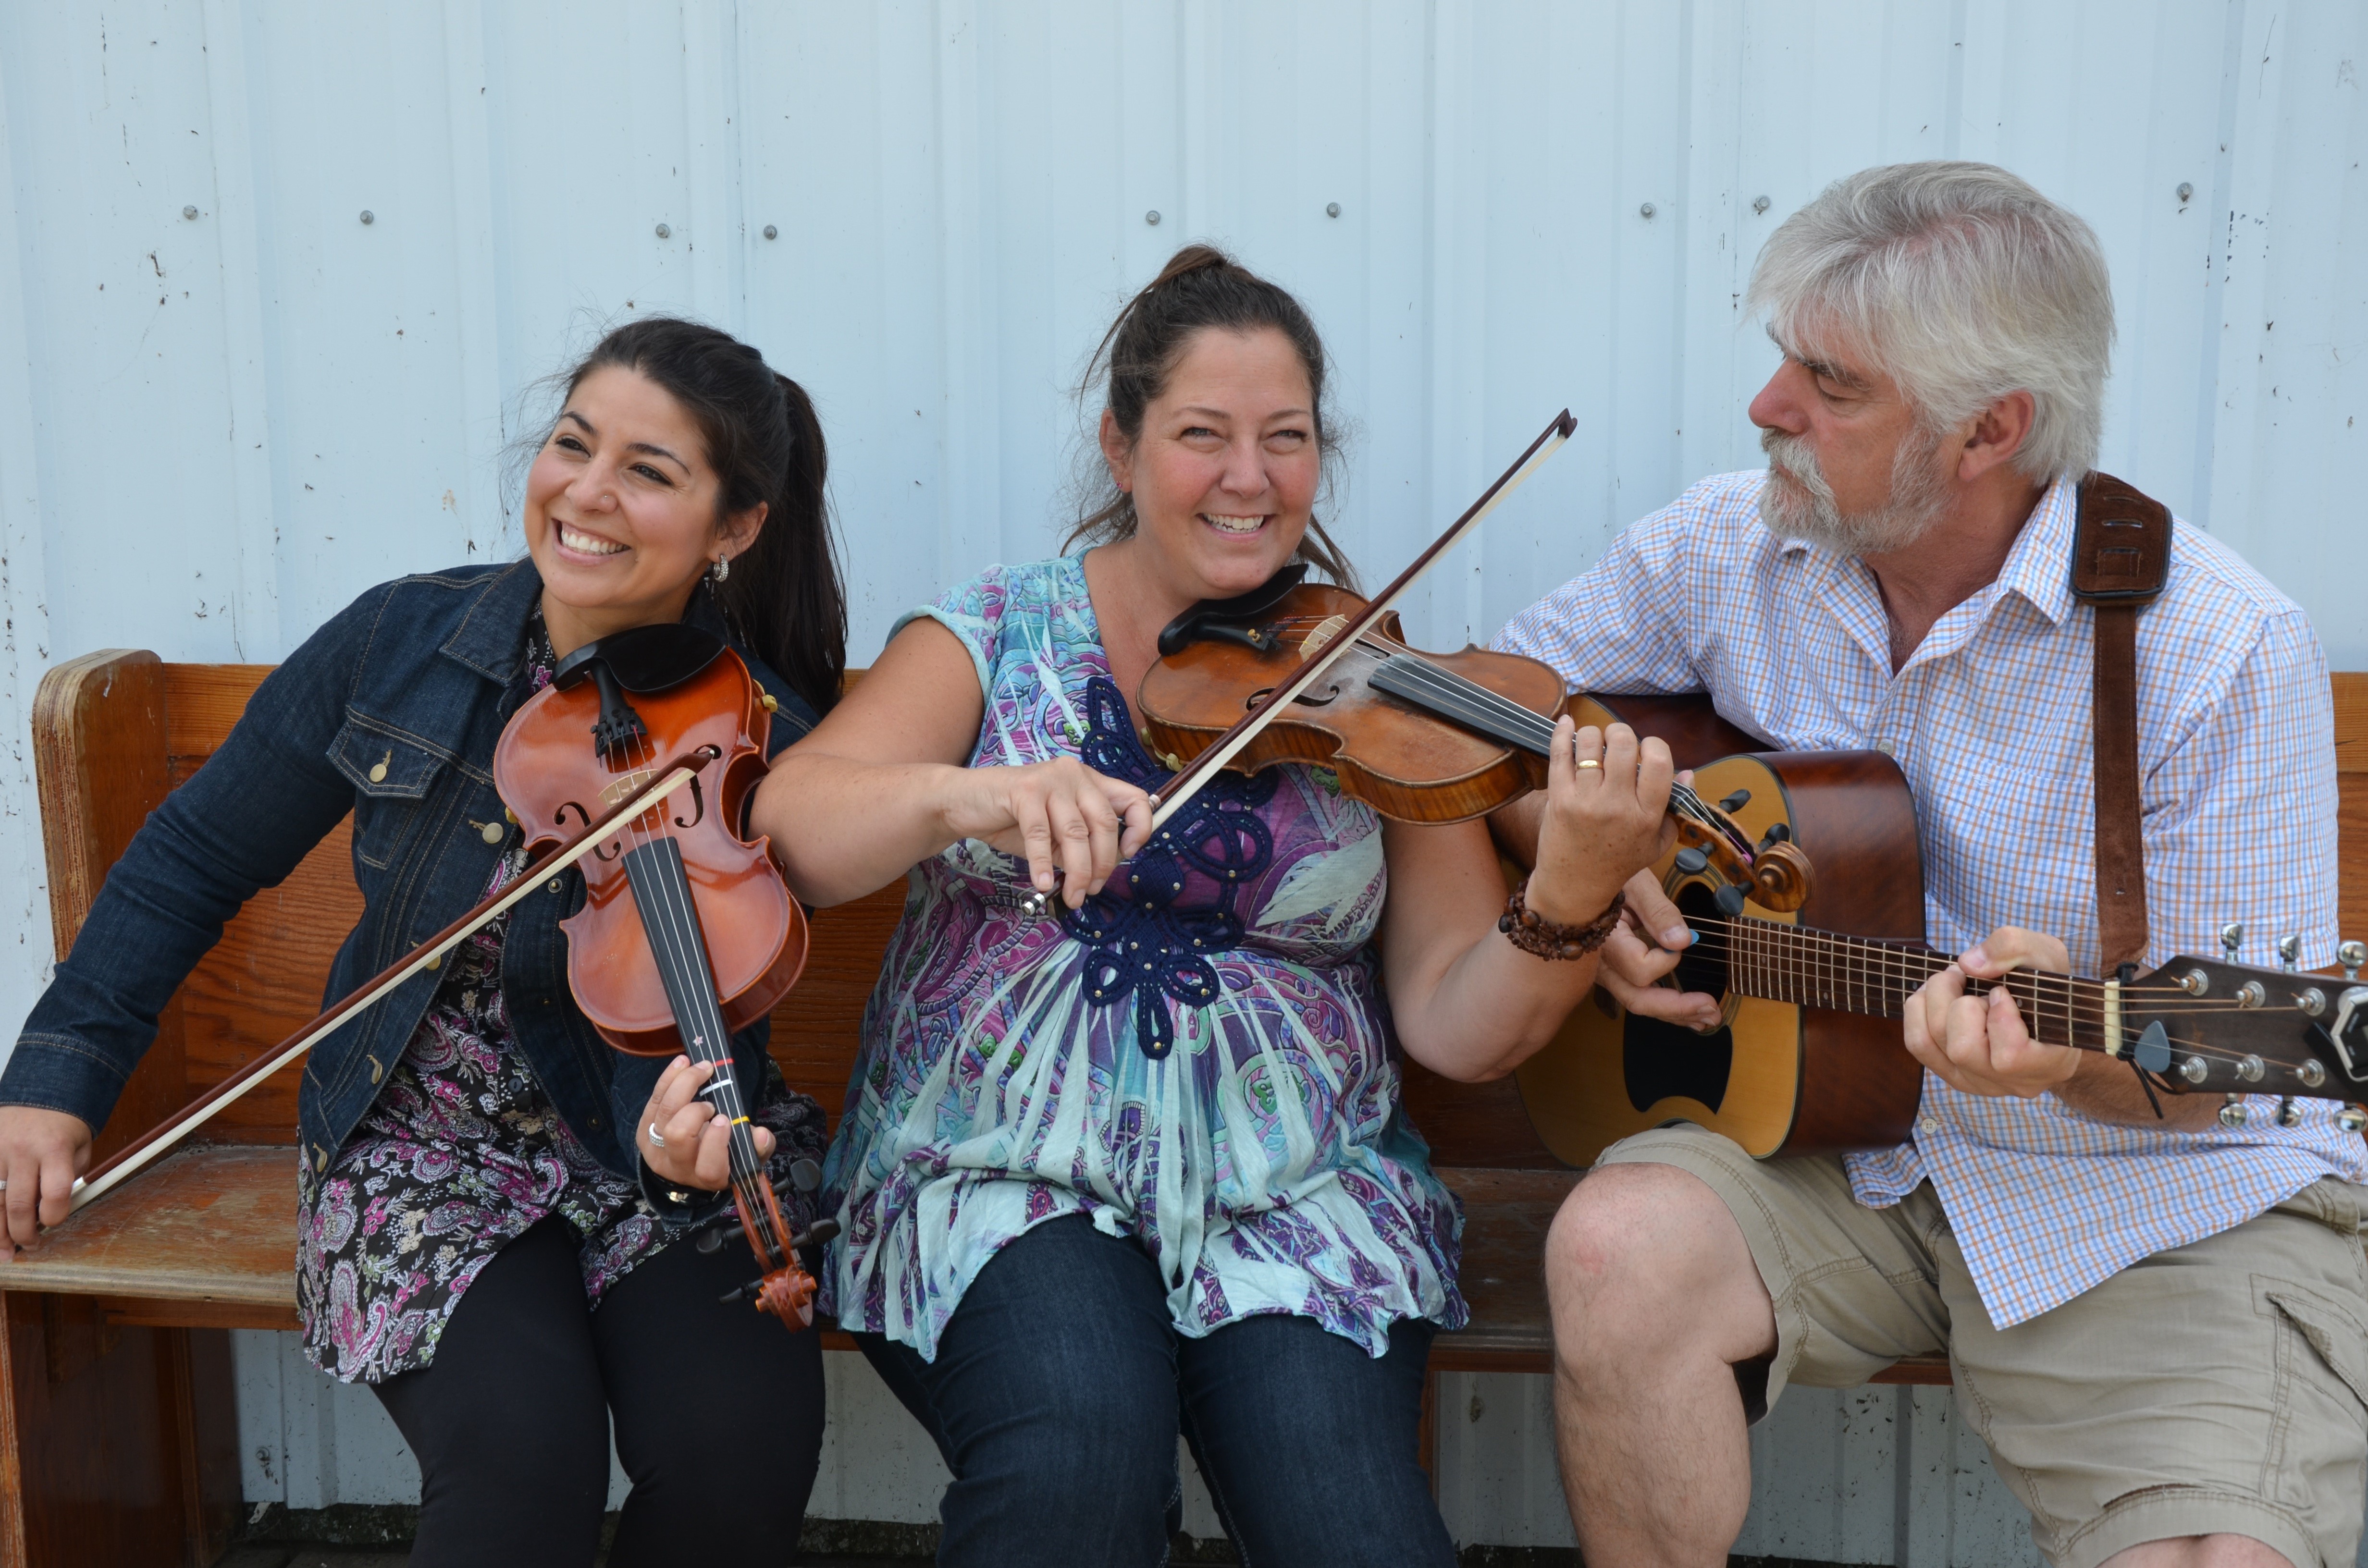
top-left (329, 717), bottom-right (451, 870)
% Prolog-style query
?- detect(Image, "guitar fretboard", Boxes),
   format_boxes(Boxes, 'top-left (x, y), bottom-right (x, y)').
top-left (1719, 919), bottom-right (2092, 1051)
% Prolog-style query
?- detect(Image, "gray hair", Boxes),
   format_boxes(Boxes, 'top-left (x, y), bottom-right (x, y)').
top-left (1747, 161), bottom-right (2114, 480)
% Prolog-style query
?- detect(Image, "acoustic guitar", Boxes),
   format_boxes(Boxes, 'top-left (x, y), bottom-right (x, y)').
top-left (1514, 694), bottom-right (2368, 1167)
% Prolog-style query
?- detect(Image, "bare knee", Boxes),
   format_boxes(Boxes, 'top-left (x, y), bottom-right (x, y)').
top-left (1546, 1162), bottom-right (1773, 1367)
top-left (2100, 1533), bottom-right (2294, 1568)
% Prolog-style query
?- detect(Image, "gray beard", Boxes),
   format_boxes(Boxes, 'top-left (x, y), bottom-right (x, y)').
top-left (1758, 426), bottom-right (1952, 557)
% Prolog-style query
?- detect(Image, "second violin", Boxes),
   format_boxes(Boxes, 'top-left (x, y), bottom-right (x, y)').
top-left (1135, 565), bottom-right (1812, 912)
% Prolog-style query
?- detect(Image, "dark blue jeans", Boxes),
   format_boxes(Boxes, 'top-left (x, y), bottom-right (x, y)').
top-left (858, 1214), bottom-right (1455, 1568)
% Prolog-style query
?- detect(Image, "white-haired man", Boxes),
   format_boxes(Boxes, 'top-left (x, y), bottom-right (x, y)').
top-left (1491, 162), bottom-right (2363, 1568)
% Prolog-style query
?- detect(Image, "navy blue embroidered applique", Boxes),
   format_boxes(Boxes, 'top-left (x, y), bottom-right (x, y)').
top-left (1060, 675), bottom-right (1274, 1059)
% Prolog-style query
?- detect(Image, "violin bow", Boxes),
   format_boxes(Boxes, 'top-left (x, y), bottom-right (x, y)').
top-left (67, 754), bottom-right (715, 1213)
top-left (1145, 408), bottom-right (1578, 831)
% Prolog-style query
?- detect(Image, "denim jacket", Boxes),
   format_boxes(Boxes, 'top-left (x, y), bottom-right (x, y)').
top-left (0, 560), bottom-right (818, 1186)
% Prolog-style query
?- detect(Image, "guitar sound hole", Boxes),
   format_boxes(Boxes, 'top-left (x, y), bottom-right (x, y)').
top-left (1622, 881), bottom-right (1735, 1115)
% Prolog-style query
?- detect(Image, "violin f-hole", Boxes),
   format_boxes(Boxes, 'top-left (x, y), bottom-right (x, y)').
top-left (672, 775), bottom-right (707, 831)
top-left (1244, 684), bottom-right (1342, 713)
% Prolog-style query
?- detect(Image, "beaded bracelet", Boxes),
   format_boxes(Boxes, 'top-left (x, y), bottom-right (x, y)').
top-left (1498, 879), bottom-right (1626, 961)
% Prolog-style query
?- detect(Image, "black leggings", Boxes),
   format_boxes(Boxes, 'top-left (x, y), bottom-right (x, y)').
top-left (371, 1216), bottom-right (824, 1567)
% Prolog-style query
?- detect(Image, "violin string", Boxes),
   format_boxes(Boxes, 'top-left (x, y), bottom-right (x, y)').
top-left (1320, 635), bottom-right (1733, 831)
top-left (1251, 613), bottom-right (1722, 827)
top-left (612, 708), bottom-right (768, 1225)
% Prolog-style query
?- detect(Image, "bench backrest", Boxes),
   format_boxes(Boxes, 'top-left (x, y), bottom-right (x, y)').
top-left (32, 653), bottom-right (2368, 1170)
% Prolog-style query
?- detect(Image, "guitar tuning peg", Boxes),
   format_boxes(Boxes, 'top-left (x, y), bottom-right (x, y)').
top-left (2279, 935), bottom-right (2302, 973)
top-left (1716, 789), bottom-right (1751, 814)
top-left (2220, 922), bottom-right (2245, 960)
top-left (2340, 1106), bottom-right (2368, 1136)
top-left (2219, 1094), bottom-right (2249, 1129)
top-left (2277, 1097), bottom-right (2303, 1128)
top-left (2341, 940), bottom-right (2366, 982)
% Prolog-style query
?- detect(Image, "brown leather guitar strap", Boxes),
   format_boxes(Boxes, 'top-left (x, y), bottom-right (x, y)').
top-left (2069, 472), bottom-right (2172, 975)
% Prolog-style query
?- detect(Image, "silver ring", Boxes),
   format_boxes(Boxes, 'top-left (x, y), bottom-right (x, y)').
top-left (646, 1121), bottom-right (666, 1150)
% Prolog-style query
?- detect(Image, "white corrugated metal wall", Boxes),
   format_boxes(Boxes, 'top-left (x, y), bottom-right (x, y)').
top-left (4, 1), bottom-right (2364, 1559)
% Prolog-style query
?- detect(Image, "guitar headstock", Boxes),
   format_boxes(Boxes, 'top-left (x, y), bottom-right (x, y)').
top-left (2134, 931), bottom-right (2368, 1131)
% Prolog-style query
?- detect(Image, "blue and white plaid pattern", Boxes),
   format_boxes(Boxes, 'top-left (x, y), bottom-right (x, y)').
top-left (1496, 470), bottom-right (2365, 1328)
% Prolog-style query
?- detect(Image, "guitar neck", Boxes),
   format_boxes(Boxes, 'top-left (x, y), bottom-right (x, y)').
top-left (1720, 919), bottom-right (2104, 1052)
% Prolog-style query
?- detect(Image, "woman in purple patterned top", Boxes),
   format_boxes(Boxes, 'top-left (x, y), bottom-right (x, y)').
top-left (749, 248), bottom-right (1678, 1567)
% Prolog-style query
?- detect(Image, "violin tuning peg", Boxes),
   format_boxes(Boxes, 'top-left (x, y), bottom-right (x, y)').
top-left (1673, 846), bottom-right (1709, 876)
top-left (791, 1218), bottom-right (842, 1253)
top-left (2340, 940), bottom-right (2365, 982)
top-left (693, 1226), bottom-right (724, 1255)
top-left (1713, 884), bottom-right (1747, 919)
top-left (720, 1278), bottom-right (765, 1307)
top-left (2279, 934), bottom-right (2301, 973)
top-left (1716, 789), bottom-right (1752, 814)
top-left (789, 1158), bottom-right (823, 1193)
top-left (1757, 821), bottom-right (1791, 848)
top-left (2220, 922), bottom-right (2245, 960)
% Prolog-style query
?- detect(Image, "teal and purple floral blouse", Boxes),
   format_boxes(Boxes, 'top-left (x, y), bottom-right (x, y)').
top-left (820, 555), bottom-right (1467, 1361)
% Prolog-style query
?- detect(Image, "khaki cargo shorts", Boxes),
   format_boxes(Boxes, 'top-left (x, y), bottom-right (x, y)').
top-left (1600, 1123), bottom-right (2368, 1568)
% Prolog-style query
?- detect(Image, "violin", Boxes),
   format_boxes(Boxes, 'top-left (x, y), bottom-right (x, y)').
top-left (65, 624), bottom-right (834, 1334)
top-left (1110, 411), bottom-right (1811, 914)
top-left (493, 623), bottom-right (833, 1329)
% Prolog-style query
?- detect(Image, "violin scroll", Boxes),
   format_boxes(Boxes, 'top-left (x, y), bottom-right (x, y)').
top-left (1747, 840), bottom-right (1814, 912)
top-left (1671, 808), bottom-right (1813, 913)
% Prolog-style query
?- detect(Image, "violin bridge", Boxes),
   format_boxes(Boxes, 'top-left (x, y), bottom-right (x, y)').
top-left (599, 768), bottom-right (657, 807)
top-left (1298, 614), bottom-right (1352, 660)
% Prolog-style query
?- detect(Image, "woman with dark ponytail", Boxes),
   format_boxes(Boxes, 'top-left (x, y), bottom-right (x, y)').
top-left (0, 317), bottom-right (844, 1565)
top-left (753, 249), bottom-right (1673, 1565)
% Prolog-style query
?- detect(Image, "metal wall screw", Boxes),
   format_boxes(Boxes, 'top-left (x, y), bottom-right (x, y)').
top-left (1751, 195), bottom-right (1771, 215)
top-left (762, 224), bottom-right (778, 240)
top-left (1145, 209), bottom-right (1161, 225)
top-left (1325, 202), bottom-right (1341, 218)
top-left (358, 210), bottom-right (374, 225)
top-left (2176, 182), bottom-right (2194, 203)
top-left (1639, 202), bottom-right (1657, 219)
top-left (182, 205), bottom-right (199, 220)
top-left (655, 222), bottom-right (671, 239)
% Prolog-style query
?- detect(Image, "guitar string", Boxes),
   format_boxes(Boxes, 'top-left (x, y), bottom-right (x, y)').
top-left (1344, 645), bottom-right (2329, 1054)
top-left (1667, 919), bottom-right (2321, 1068)
top-left (1673, 918), bottom-right (2336, 1014)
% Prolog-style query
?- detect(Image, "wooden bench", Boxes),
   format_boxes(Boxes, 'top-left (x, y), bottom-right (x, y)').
top-left (7, 654), bottom-right (2362, 1567)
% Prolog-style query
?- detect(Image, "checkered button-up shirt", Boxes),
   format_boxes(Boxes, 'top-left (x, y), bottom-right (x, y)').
top-left (1496, 470), bottom-right (2365, 1328)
